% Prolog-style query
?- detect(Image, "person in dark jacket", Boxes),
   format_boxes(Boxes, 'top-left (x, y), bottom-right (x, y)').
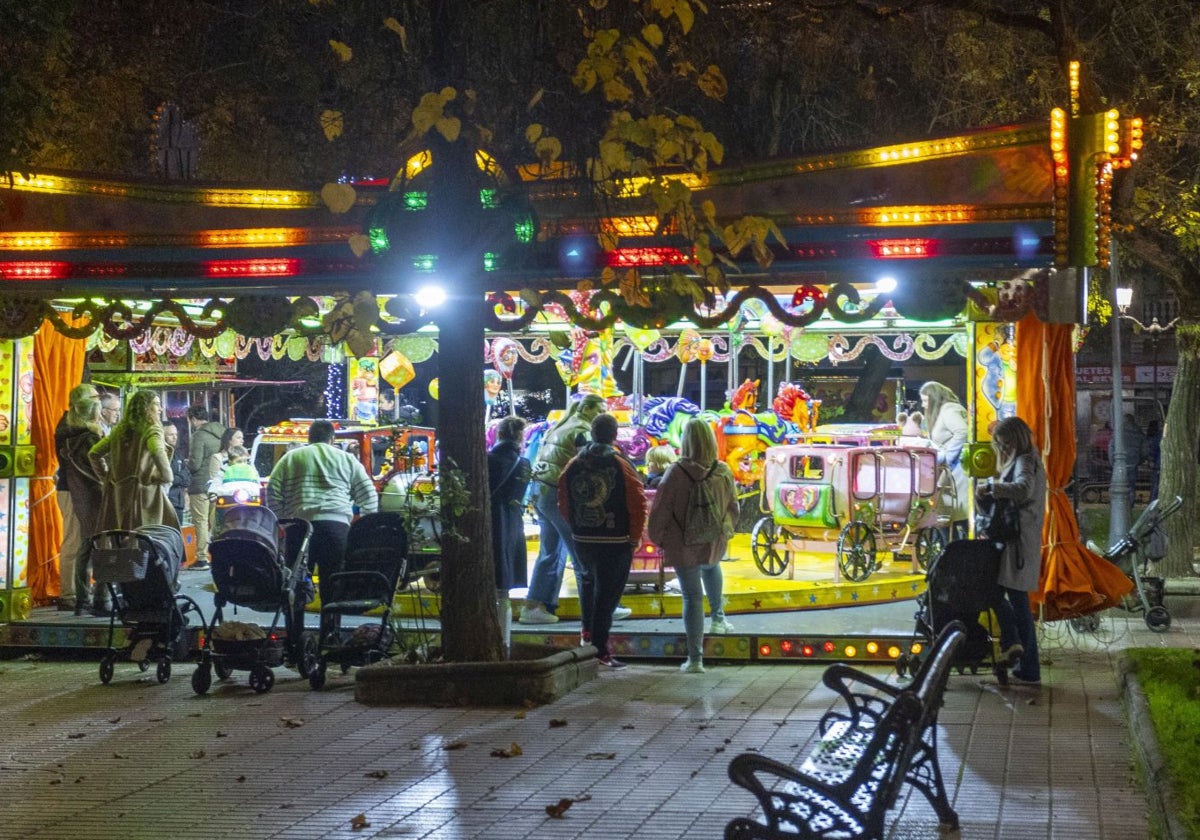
top-left (163, 422), bottom-right (190, 526)
top-left (488, 416), bottom-right (532, 655)
top-left (56, 388), bottom-right (106, 615)
top-left (185, 406), bottom-right (225, 570)
top-left (558, 413), bottom-right (646, 669)
top-left (55, 383), bottom-right (99, 611)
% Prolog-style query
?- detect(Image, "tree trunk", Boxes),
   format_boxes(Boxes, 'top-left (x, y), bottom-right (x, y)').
top-left (1158, 323), bottom-right (1200, 577)
top-left (839, 346), bottom-right (891, 422)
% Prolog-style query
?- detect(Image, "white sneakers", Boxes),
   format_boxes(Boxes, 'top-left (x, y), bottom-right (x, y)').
top-left (612, 606), bottom-right (633, 621)
top-left (519, 604), bottom-right (559, 625)
top-left (709, 616), bottom-right (734, 635)
top-left (680, 659), bottom-right (706, 674)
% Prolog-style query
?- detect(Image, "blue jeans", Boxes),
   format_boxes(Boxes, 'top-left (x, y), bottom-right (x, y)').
top-left (525, 483), bottom-right (590, 613)
top-left (994, 586), bottom-right (1039, 681)
top-left (574, 542), bottom-right (632, 658)
top-left (675, 564), bottom-right (726, 661)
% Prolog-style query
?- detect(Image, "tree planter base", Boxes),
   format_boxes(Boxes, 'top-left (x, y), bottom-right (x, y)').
top-left (355, 643), bottom-right (598, 706)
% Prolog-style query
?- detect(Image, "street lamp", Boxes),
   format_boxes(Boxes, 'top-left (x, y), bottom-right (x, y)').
top-left (1107, 263), bottom-right (1130, 548)
top-left (1116, 285), bottom-right (1178, 504)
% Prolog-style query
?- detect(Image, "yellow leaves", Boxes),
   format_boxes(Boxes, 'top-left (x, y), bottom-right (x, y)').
top-left (641, 23), bottom-right (664, 47)
top-left (489, 742), bottom-right (523, 758)
top-left (620, 269), bottom-right (651, 307)
top-left (348, 234), bottom-right (370, 258)
top-left (383, 17), bottom-right (407, 51)
top-left (329, 40), bottom-right (352, 63)
top-left (697, 64), bottom-right (728, 101)
top-left (350, 813), bottom-right (370, 830)
top-left (722, 216), bottom-right (786, 269)
top-left (320, 109), bottom-right (343, 142)
top-left (412, 88), bottom-right (461, 141)
top-left (320, 183), bottom-right (357, 215)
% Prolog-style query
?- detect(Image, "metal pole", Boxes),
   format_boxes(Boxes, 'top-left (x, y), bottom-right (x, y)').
top-left (1107, 253), bottom-right (1131, 548)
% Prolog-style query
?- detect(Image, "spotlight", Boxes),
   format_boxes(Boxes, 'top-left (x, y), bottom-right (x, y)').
top-left (415, 285), bottom-right (447, 310)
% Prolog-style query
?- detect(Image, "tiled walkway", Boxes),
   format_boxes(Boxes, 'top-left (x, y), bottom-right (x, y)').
top-left (2, 602), bottom-right (1194, 839)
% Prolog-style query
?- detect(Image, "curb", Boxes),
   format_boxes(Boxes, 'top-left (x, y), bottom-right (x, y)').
top-left (1116, 652), bottom-right (1191, 840)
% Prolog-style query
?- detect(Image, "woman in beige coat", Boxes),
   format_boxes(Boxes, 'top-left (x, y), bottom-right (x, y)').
top-left (647, 418), bottom-right (738, 674)
top-left (90, 390), bottom-right (178, 532)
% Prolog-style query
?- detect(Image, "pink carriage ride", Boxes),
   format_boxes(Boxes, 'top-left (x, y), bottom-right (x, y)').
top-left (750, 439), bottom-right (956, 582)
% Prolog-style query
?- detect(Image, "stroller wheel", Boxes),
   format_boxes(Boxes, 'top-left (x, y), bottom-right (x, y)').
top-left (156, 659), bottom-right (172, 684)
top-left (191, 665), bottom-right (212, 695)
top-left (214, 661), bottom-right (234, 681)
top-left (99, 654), bottom-right (115, 685)
top-left (138, 658), bottom-right (152, 672)
top-left (995, 665), bottom-right (1009, 686)
top-left (895, 654), bottom-right (910, 678)
top-left (1145, 606), bottom-right (1172, 633)
top-left (309, 661), bottom-right (327, 690)
top-left (297, 633), bottom-right (318, 679)
top-left (1069, 614), bottom-right (1101, 634)
top-left (249, 664), bottom-right (275, 694)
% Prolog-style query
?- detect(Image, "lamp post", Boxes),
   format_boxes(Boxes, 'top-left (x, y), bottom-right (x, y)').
top-left (1107, 269), bottom-right (1130, 548)
top-left (1116, 285), bottom-right (1178, 506)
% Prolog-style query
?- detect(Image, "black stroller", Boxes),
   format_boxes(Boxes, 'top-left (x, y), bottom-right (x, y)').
top-left (903, 538), bottom-right (1008, 685)
top-left (1101, 495), bottom-right (1183, 632)
top-left (309, 512), bottom-right (408, 690)
top-left (192, 504), bottom-right (314, 694)
top-left (91, 525), bottom-right (205, 685)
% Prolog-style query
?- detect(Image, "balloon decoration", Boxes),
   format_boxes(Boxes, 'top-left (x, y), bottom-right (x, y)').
top-left (428, 378), bottom-right (439, 400)
top-left (379, 350), bottom-right (415, 390)
top-left (491, 337), bottom-right (521, 380)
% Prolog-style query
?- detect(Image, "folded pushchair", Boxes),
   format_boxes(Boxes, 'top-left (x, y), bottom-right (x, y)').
top-left (309, 512), bottom-right (408, 690)
top-left (1102, 495), bottom-right (1182, 632)
top-left (192, 504), bottom-right (313, 694)
top-left (905, 538), bottom-right (1007, 684)
top-left (91, 525), bottom-right (206, 685)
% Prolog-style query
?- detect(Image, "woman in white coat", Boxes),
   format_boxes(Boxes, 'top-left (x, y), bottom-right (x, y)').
top-left (647, 419), bottom-right (738, 674)
top-left (920, 381), bottom-right (970, 537)
top-left (976, 416), bottom-right (1046, 686)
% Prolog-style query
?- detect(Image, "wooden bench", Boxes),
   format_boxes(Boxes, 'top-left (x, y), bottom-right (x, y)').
top-left (725, 621), bottom-right (965, 840)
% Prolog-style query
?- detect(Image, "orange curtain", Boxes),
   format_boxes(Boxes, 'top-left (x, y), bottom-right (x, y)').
top-left (29, 320), bottom-right (87, 604)
top-left (1015, 312), bottom-right (1132, 620)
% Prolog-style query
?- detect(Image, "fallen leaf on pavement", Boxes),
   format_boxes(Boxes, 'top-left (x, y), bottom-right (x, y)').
top-left (490, 742), bottom-right (523, 758)
top-left (549, 719), bottom-right (568, 728)
top-left (584, 752), bottom-right (615, 760)
top-left (279, 717), bottom-right (305, 729)
top-left (67, 733), bottom-right (86, 740)
top-left (108, 717), bottom-right (121, 724)
top-left (513, 710), bottom-right (526, 719)
top-left (365, 770), bottom-right (389, 779)
top-left (189, 750), bottom-right (205, 759)
top-left (350, 813), bottom-right (370, 830)
top-left (216, 731), bottom-right (228, 738)
top-left (545, 798), bottom-right (574, 818)
top-left (442, 741), bottom-right (468, 751)
top-left (112, 753), bottom-right (128, 759)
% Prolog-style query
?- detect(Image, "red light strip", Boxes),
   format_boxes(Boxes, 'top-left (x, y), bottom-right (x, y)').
top-left (204, 259), bottom-right (301, 277)
top-left (605, 247), bottom-right (690, 267)
top-left (868, 238), bottom-right (937, 259)
top-left (0, 261), bottom-right (70, 280)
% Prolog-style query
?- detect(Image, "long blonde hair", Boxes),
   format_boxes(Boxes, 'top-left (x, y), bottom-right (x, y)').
top-left (680, 418), bottom-right (719, 467)
top-left (551, 393), bottom-right (605, 433)
top-left (919, 381), bottom-right (961, 434)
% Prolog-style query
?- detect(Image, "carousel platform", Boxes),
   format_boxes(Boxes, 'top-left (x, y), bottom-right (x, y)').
top-left (0, 535), bottom-right (926, 667)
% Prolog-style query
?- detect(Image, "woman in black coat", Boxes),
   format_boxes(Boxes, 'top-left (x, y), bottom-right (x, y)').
top-left (488, 415), bottom-right (532, 654)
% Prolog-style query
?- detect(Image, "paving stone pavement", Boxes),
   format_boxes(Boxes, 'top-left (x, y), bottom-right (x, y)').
top-left (2, 602), bottom-right (1196, 840)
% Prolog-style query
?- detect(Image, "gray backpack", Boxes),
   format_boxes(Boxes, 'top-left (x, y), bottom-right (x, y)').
top-left (682, 464), bottom-right (729, 546)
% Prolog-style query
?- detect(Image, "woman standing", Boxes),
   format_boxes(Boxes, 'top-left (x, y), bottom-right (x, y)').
top-left (647, 418), bottom-right (738, 674)
top-left (89, 390), bottom-right (178, 532)
top-left (488, 415), bottom-right (532, 655)
top-left (920, 381), bottom-right (970, 537)
top-left (976, 416), bottom-right (1046, 686)
top-left (57, 389), bottom-right (106, 615)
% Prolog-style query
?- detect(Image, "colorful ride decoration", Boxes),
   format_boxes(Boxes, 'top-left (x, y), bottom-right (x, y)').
top-left (750, 439), bottom-right (951, 584)
top-left (0, 338), bottom-right (34, 621)
top-left (772, 382), bottom-right (822, 434)
top-left (554, 328), bottom-right (623, 398)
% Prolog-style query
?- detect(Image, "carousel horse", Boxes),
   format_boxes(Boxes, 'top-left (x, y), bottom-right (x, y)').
top-left (773, 382), bottom-right (822, 433)
top-left (729, 378), bottom-right (760, 412)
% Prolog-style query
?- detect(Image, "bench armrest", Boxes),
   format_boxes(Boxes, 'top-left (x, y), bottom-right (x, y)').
top-left (819, 663), bottom-right (901, 733)
top-left (727, 752), bottom-right (847, 832)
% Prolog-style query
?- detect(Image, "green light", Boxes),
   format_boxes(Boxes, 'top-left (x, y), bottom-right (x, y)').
top-left (368, 226), bottom-right (390, 254)
top-left (412, 254), bottom-right (437, 272)
top-left (479, 188), bottom-right (498, 209)
top-left (404, 191), bottom-right (428, 210)
top-left (483, 252), bottom-right (497, 271)
top-left (514, 216), bottom-right (535, 244)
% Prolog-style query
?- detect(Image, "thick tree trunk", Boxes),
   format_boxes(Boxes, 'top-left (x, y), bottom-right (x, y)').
top-left (1158, 323), bottom-right (1200, 577)
top-left (840, 346), bottom-right (891, 422)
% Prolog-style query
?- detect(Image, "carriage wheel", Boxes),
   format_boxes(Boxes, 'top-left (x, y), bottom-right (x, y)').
top-left (99, 654), bottom-right (115, 685)
top-left (249, 665), bottom-right (275, 693)
top-left (915, 528), bottom-right (946, 572)
top-left (837, 521), bottom-right (877, 582)
top-left (1146, 606), bottom-right (1171, 633)
top-left (751, 516), bottom-right (789, 577)
top-left (156, 659), bottom-right (172, 684)
top-left (191, 664), bottom-right (212, 695)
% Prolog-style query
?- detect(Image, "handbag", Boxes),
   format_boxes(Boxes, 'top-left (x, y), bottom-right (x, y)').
top-left (980, 496), bottom-right (1022, 543)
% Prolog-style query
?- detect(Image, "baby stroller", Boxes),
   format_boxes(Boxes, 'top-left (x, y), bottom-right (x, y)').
top-left (903, 538), bottom-right (1008, 685)
top-left (309, 512), bottom-right (408, 690)
top-left (91, 525), bottom-right (206, 685)
top-left (192, 504), bottom-right (314, 694)
top-left (1101, 495), bottom-right (1183, 632)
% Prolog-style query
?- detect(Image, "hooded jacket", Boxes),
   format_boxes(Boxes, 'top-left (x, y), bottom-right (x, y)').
top-left (557, 442), bottom-right (646, 545)
top-left (186, 421), bottom-right (225, 494)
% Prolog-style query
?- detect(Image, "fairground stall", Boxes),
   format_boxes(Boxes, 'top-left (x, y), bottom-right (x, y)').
top-left (0, 92), bottom-right (1138, 663)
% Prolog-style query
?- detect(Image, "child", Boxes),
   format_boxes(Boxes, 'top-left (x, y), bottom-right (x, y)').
top-left (210, 445), bottom-right (261, 495)
top-left (898, 411), bottom-right (926, 439)
top-left (644, 445), bottom-right (678, 488)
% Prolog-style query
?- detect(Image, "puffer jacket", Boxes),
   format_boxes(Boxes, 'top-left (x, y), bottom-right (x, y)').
top-left (186, 421), bottom-right (225, 494)
top-left (531, 415), bottom-right (589, 488)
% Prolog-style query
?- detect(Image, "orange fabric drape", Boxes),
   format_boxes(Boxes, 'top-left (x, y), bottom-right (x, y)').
top-left (29, 320), bottom-right (87, 604)
top-left (1015, 313), bottom-right (1132, 620)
